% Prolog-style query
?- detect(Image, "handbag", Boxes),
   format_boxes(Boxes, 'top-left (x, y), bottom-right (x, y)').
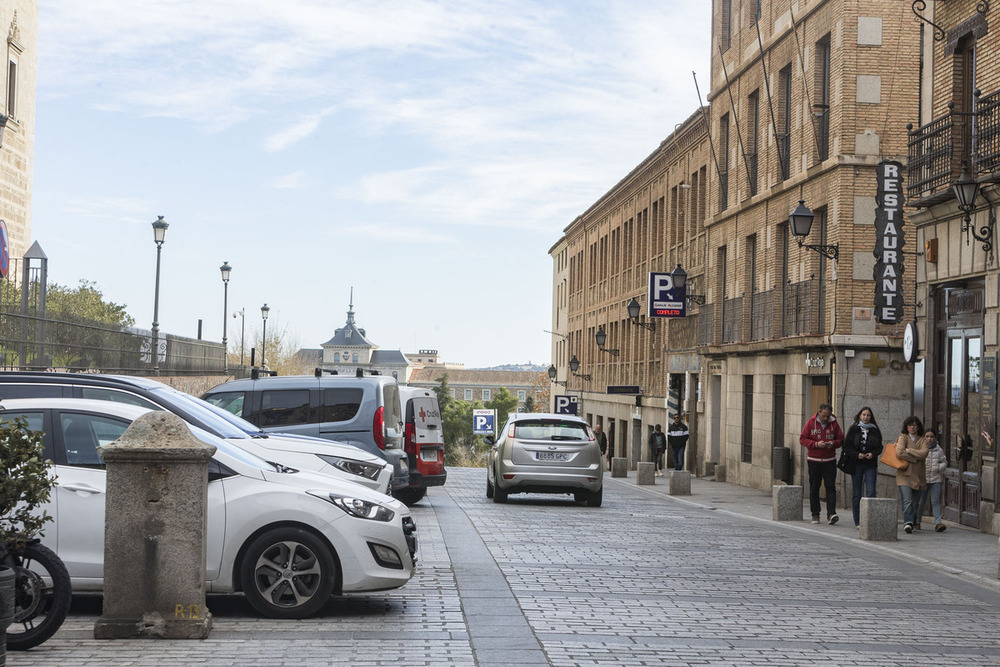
top-left (836, 449), bottom-right (856, 474)
top-left (879, 443), bottom-right (909, 471)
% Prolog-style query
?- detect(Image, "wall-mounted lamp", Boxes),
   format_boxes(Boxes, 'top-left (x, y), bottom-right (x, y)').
top-left (789, 200), bottom-right (838, 261)
top-left (670, 264), bottom-right (706, 305)
top-left (953, 162), bottom-right (994, 256)
top-left (594, 327), bottom-right (619, 356)
top-left (547, 364), bottom-right (567, 386)
top-left (568, 355), bottom-right (591, 381)
top-left (626, 298), bottom-right (656, 331)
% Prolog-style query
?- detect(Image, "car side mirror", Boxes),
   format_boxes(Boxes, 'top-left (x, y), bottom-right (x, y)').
top-left (484, 435), bottom-right (495, 446)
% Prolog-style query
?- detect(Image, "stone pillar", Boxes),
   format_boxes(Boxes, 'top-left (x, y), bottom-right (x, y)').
top-left (94, 411), bottom-right (215, 640)
top-left (636, 462), bottom-right (656, 485)
top-left (667, 470), bottom-right (691, 495)
top-left (860, 497), bottom-right (898, 541)
top-left (611, 457), bottom-right (627, 478)
top-left (772, 485), bottom-right (803, 521)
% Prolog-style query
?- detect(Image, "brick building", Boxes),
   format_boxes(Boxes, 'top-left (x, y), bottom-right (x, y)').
top-left (550, 1), bottom-right (926, 508)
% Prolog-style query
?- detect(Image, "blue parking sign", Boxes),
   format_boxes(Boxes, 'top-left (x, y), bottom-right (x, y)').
top-left (554, 395), bottom-right (578, 415)
top-left (473, 409), bottom-right (496, 435)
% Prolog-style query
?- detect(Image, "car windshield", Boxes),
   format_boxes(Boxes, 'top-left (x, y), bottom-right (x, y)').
top-left (148, 386), bottom-right (250, 439)
top-left (188, 424), bottom-right (278, 472)
top-left (513, 420), bottom-right (590, 441)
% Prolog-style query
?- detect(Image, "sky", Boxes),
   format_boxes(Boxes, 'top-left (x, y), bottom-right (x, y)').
top-left (31, 1), bottom-right (711, 369)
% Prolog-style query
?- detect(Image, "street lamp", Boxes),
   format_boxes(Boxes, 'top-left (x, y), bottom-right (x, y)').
top-left (594, 326), bottom-right (619, 356)
top-left (547, 364), bottom-right (567, 386)
top-left (953, 162), bottom-right (994, 255)
top-left (220, 261), bottom-right (231, 374)
top-left (233, 308), bottom-right (245, 367)
top-left (150, 216), bottom-right (168, 375)
top-left (670, 264), bottom-right (705, 305)
top-left (568, 354), bottom-right (591, 381)
top-left (260, 303), bottom-right (270, 368)
top-left (626, 297), bottom-right (656, 331)
top-left (789, 200), bottom-right (839, 261)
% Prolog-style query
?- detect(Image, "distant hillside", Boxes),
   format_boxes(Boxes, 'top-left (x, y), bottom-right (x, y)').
top-left (475, 363), bottom-right (547, 372)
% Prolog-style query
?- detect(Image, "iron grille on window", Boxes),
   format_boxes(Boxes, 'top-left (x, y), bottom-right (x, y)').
top-left (697, 304), bottom-right (715, 346)
top-left (750, 289), bottom-right (773, 341)
top-left (722, 296), bottom-right (743, 343)
top-left (782, 279), bottom-right (820, 336)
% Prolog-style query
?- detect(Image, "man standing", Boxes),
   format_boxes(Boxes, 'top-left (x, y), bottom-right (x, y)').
top-left (649, 424), bottom-right (667, 476)
top-left (593, 423), bottom-right (608, 468)
top-left (667, 414), bottom-right (689, 472)
top-left (799, 402), bottom-right (844, 525)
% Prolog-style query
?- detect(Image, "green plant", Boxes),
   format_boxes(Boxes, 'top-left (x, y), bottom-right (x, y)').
top-left (0, 413), bottom-right (54, 548)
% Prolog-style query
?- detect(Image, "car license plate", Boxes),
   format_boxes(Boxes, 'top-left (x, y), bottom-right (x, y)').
top-left (536, 451), bottom-right (568, 461)
top-left (420, 449), bottom-right (438, 462)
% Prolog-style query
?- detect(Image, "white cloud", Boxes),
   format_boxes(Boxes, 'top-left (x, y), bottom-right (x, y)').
top-left (269, 170), bottom-right (309, 190)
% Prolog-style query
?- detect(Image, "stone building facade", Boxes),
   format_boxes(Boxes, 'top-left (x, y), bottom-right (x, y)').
top-left (550, 0), bottom-right (934, 518)
top-left (0, 2), bottom-right (36, 270)
top-left (906, 0), bottom-right (1000, 534)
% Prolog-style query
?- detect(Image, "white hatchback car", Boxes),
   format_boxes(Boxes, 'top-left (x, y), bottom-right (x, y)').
top-left (0, 398), bottom-right (417, 619)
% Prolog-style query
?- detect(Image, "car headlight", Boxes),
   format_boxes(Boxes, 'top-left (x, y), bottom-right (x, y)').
top-left (307, 491), bottom-right (396, 522)
top-left (317, 455), bottom-right (384, 481)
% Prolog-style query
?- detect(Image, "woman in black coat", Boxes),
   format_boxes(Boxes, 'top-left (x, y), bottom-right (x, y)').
top-left (841, 406), bottom-right (884, 528)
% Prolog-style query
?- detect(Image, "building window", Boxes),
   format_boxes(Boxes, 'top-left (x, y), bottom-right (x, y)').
top-left (719, 113), bottom-right (730, 210)
top-left (352, 353), bottom-right (359, 363)
top-left (464, 389), bottom-right (473, 401)
top-left (333, 353), bottom-right (340, 363)
top-left (450, 389), bottom-right (455, 398)
top-left (720, 0), bottom-right (732, 52)
top-left (778, 64), bottom-right (793, 181)
top-left (6, 59), bottom-right (15, 119)
top-left (750, 0), bottom-right (761, 24)
top-left (482, 389), bottom-right (491, 402)
top-left (772, 375), bottom-right (786, 450)
top-left (747, 90), bottom-right (759, 196)
top-left (815, 35), bottom-right (831, 162)
top-left (742, 375), bottom-right (754, 463)
top-left (518, 390), bottom-right (526, 401)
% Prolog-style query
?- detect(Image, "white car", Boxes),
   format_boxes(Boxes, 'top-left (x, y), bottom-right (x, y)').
top-left (0, 398), bottom-right (417, 619)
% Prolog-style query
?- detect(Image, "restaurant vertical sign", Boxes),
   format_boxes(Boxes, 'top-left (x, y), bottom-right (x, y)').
top-left (874, 160), bottom-right (905, 324)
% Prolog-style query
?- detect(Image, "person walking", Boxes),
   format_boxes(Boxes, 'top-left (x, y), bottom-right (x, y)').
top-left (895, 416), bottom-right (929, 533)
top-left (799, 403), bottom-right (844, 525)
top-left (667, 414), bottom-right (689, 472)
top-left (649, 424), bottom-right (667, 476)
top-left (920, 428), bottom-right (947, 532)
top-left (594, 424), bottom-right (608, 469)
top-left (841, 406), bottom-right (883, 528)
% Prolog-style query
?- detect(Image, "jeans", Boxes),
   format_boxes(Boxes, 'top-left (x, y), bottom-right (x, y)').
top-left (898, 485), bottom-right (921, 525)
top-left (920, 481), bottom-right (943, 525)
top-left (652, 446), bottom-right (664, 470)
top-left (851, 465), bottom-right (877, 526)
top-left (807, 460), bottom-right (837, 518)
top-left (672, 445), bottom-right (686, 471)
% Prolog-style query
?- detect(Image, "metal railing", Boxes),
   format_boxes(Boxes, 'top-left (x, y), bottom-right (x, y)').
top-left (976, 90), bottom-right (1000, 175)
top-left (750, 289), bottom-right (773, 341)
top-left (722, 296), bottom-right (743, 344)
top-left (697, 303), bottom-right (715, 346)
top-left (907, 112), bottom-right (957, 200)
top-left (782, 279), bottom-right (820, 336)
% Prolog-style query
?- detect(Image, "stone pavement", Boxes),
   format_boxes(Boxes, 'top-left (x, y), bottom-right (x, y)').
top-left (7, 468), bottom-right (1000, 667)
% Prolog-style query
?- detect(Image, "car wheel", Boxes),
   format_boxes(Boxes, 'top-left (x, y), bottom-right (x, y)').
top-left (395, 487), bottom-right (427, 506)
top-left (493, 482), bottom-right (508, 504)
top-left (486, 473), bottom-right (494, 498)
top-left (573, 490), bottom-right (587, 504)
top-left (240, 527), bottom-right (337, 619)
top-left (586, 487), bottom-right (603, 507)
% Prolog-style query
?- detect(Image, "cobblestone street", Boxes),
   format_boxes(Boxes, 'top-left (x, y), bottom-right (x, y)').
top-left (9, 467), bottom-right (1000, 666)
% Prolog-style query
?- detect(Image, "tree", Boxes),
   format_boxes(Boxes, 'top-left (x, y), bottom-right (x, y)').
top-left (46, 280), bottom-right (135, 328)
top-left (0, 414), bottom-right (53, 547)
top-left (244, 319), bottom-right (311, 375)
top-left (433, 373), bottom-right (454, 413)
top-left (485, 386), bottom-right (518, 430)
top-left (528, 373), bottom-right (551, 412)
top-left (441, 399), bottom-right (486, 466)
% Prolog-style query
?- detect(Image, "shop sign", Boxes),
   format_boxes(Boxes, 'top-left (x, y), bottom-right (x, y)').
top-left (873, 160), bottom-right (905, 324)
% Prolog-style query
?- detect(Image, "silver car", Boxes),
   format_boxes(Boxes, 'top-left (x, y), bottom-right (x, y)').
top-left (485, 413), bottom-right (603, 506)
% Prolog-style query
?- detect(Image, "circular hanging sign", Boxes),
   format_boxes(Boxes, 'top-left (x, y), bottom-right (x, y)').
top-left (0, 219), bottom-right (8, 279)
top-left (903, 321), bottom-right (918, 363)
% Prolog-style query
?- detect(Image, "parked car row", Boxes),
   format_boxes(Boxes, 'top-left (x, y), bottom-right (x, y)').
top-left (0, 370), bottom-right (439, 619)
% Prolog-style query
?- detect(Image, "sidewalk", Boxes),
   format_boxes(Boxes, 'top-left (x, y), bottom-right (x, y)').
top-left (609, 471), bottom-right (1000, 589)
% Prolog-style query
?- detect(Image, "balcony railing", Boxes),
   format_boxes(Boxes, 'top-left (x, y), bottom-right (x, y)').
top-left (750, 289), bottom-right (773, 341)
top-left (783, 279), bottom-right (820, 336)
top-left (722, 296), bottom-right (743, 344)
top-left (976, 90), bottom-right (1000, 175)
top-left (697, 303), bottom-right (714, 346)
top-left (907, 112), bottom-right (956, 201)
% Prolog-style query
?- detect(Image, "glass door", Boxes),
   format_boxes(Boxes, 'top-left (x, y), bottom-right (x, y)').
top-left (943, 333), bottom-right (982, 528)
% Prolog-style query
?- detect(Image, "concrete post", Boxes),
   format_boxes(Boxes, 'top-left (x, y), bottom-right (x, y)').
top-left (667, 470), bottom-right (691, 495)
top-left (611, 457), bottom-right (627, 478)
top-left (94, 411), bottom-right (215, 640)
top-left (772, 485), bottom-right (803, 521)
top-left (636, 462), bottom-right (656, 485)
top-left (860, 497), bottom-right (898, 541)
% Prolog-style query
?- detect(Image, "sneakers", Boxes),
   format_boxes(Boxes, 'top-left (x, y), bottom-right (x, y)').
top-left (828, 514), bottom-right (839, 525)
top-left (935, 523), bottom-right (947, 532)
top-left (811, 516), bottom-right (820, 524)
top-left (904, 523), bottom-right (914, 533)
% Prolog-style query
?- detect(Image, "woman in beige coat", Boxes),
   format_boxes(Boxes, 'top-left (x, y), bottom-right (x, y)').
top-left (896, 416), bottom-right (929, 533)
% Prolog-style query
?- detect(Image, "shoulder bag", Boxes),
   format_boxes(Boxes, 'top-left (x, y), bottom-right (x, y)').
top-left (880, 442), bottom-right (909, 471)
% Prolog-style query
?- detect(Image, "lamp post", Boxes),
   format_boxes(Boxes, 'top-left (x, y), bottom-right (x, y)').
top-left (626, 297), bottom-right (656, 331)
top-left (789, 200), bottom-right (839, 261)
top-left (220, 262), bottom-right (231, 374)
top-left (594, 326), bottom-right (619, 356)
top-left (260, 303), bottom-right (270, 368)
top-left (233, 308), bottom-right (245, 367)
top-left (670, 264), bottom-right (706, 305)
top-left (547, 364), bottom-right (567, 386)
top-left (150, 216), bottom-right (168, 376)
top-left (953, 162), bottom-right (994, 255)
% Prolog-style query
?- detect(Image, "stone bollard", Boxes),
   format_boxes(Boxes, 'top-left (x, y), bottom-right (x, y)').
top-left (611, 457), bottom-right (628, 478)
top-left (772, 485), bottom-right (803, 521)
top-left (636, 462), bottom-right (656, 485)
top-left (860, 497), bottom-right (898, 541)
top-left (94, 411), bottom-right (215, 640)
top-left (667, 470), bottom-right (691, 495)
